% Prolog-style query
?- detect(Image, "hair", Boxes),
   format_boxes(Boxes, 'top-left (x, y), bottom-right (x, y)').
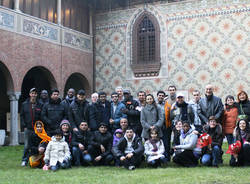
top-left (149, 127), bottom-right (159, 137)
top-left (192, 90), bottom-right (200, 94)
top-left (91, 92), bottom-right (98, 98)
top-left (235, 119), bottom-right (250, 142)
top-left (35, 120), bottom-right (43, 127)
top-left (115, 86), bottom-right (123, 91)
top-left (225, 95), bottom-right (236, 111)
top-left (209, 116), bottom-right (216, 121)
top-left (111, 92), bottom-right (119, 97)
top-left (157, 90), bottom-right (166, 96)
top-left (98, 91), bottom-right (106, 97)
top-left (53, 129), bottom-right (63, 137)
top-left (137, 90), bottom-right (146, 96)
top-left (168, 85), bottom-right (176, 90)
top-left (126, 127), bottom-right (134, 132)
top-left (51, 89), bottom-right (59, 95)
top-left (237, 91), bottom-right (249, 102)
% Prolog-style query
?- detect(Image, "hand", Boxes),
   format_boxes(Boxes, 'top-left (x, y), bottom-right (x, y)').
top-left (95, 156), bottom-right (102, 162)
top-left (193, 130), bottom-right (199, 135)
top-left (73, 128), bottom-right (79, 132)
top-left (24, 128), bottom-right (27, 131)
top-left (79, 144), bottom-right (85, 150)
top-left (150, 126), bottom-right (155, 130)
top-left (152, 152), bottom-right (158, 156)
top-left (100, 145), bottom-right (105, 153)
top-left (38, 147), bottom-right (45, 154)
top-left (83, 150), bottom-right (88, 154)
top-left (121, 108), bottom-right (128, 114)
top-left (109, 119), bottom-right (114, 124)
top-left (126, 152), bottom-right (133, 159)
top-left (120, 156), bottom-right (126, 161)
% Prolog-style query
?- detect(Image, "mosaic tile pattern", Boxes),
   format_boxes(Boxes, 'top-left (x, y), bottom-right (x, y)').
top-left (95, 1), bottom-right (250, 99)
top-left (64, 32), bottom-right (92, 51)
top-left (0, 11), bottom-right (14, 29)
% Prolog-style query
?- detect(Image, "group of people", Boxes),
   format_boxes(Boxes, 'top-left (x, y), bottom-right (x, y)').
top-left (20, 84), bottom-right (250, 171)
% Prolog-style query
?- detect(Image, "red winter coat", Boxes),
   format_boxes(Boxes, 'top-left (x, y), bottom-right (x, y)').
top-left (222, 106), bottom-right (238, 134)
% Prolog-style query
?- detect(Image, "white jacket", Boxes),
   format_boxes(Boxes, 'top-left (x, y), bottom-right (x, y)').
top-left (144, 139), bottom-right (165, 162)
top-left (44, 136), bottom-right (71, 166)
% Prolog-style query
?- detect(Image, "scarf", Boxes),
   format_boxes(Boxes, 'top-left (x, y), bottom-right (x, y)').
top-left (240, 130), bottom-right (247, 141)
top-left (34, 121), bottom-right (51, 144)
top-left (149, 138), bottom-right (159, 152)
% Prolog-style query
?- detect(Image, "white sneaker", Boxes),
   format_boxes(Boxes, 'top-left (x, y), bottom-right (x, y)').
top-left (21, 161), bottom-right (27, 167)
top-left (128, 166), bottom-right (135, 170)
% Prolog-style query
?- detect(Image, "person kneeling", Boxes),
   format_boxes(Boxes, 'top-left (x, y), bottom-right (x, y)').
top-left (173, 121), bottom-right (200, 167)
top-left (44, 129), bottom-right (71, 171)
top-left (144, 128), bottom-right (167, 168)
top-left (112, 127), bottom-right (144, 170)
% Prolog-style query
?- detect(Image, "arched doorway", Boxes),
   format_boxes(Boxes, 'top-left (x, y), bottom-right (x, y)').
top-left (0, 61), bottom-right (14, 130)
top-left (64, 73), bottom-right (91, 97)
top-left (20, 66), bottom-right (57, 104)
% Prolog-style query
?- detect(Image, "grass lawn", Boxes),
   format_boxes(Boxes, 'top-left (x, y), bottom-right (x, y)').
top-left (0, 145), bottom-right (250, 184)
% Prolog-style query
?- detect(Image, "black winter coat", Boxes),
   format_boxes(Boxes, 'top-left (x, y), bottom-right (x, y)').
top-left (61, 97), bottom-right (75, 113)
top-left (96, 101), bottom-right (111, 126)
top-left (88, 103), bottom-right (99, 131)
top-left (198, 95), bottom-right (224, 124)
top-left (236, 100), bottom-right (250, 123)
top-left (20, 98), bottom-right (43, 130)
top-left (41, 98), bottom-right (67, 131)
top-left (170, 102), bottom-right (194, 125)
top-left (29, 132), bottom-right (47, 155)
top-left (68, 99), bottom-right (89, 129)
top-left (91, 131), bottom-right (113, 157)
top-left (112, 135), bottom-right (144, 158)
top-left (71, 130), bottom-right (93, 152)
top-left (203, 124), bottom-right (223, 148)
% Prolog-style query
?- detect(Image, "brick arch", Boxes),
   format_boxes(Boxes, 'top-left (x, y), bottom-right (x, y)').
top-left (63, 72), bottom-right (91, 97)
top-left (0, 60), bottom-right (14, 92)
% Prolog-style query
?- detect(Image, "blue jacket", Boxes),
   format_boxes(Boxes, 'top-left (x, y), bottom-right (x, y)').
top-left (111, 102), bottom-right (127, 130)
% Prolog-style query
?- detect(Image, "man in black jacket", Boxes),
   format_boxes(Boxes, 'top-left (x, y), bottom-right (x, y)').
top-left (68, 89), bottom-right (89, 132)
top-left (20, 88), bottom-right (43, 166)
top-left (121, 90), bottom-right (141, 136)
top-left (91, 123), bottom-right (113, 165)
top-left (61, 88), bottom-right (75, 112)
top-left (96, 91), bottom-right (111, 129)
top-left (71, 122), bottom-right (93, 166)
top-left (41, 89), bottom-right (67, 135)
top-left (198, 84), bottom-right (224, 125)
top-left (112, 127), bottom-right (144, 170)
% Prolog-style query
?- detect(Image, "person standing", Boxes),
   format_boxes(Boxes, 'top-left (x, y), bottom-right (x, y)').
top-left (167, 85), bottom-right (177, 106)
top-left (61, 88), bottom-right (75, 112)
top-left (38, 90), bottom-right (49, 107)
top-left (236, 91), bottom-right (250, 123)
top-left (20, 88), bottom-right (43, 166)
top-left (96, 91), bottom-right (111, 128)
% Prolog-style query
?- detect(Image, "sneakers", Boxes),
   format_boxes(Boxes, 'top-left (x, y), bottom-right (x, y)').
top-left (21, 161), bottom-right (27, 167)
top-left (128, 165), bottom-right (135, 170)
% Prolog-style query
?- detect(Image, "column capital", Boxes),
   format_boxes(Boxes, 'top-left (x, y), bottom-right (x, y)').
top-left (8, 92), bottom-right (21, 101)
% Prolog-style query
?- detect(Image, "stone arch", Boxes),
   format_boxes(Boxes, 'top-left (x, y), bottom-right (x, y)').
top-left (126, 5), bottom-right (167, 79)
top-left (64, 73), bottom-right (91, 98)
top-left (20, 66), bottom-right (57, 103)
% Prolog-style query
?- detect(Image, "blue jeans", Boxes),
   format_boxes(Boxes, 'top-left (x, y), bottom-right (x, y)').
top-left (225, 134), bottom-right (234, 145)
top-left (148, 156), bottom-right (167, 167)
top-left (22, 129), bottom-right (33, 162)
top-left (162, 126), bottom-right (172, 161)
top-left (72, 147), bottom-right (92, 166)
top-left (202, 146), bottom-right (221, 166)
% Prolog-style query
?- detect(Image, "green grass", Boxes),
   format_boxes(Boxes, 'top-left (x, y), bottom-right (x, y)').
top-left (0, 145), bottom-right (250, 184)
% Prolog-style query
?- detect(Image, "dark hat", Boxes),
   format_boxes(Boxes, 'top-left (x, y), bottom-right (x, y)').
top-left (98, 122), bottom-right (108, 128)
top-left (77, 89), bottom-right (85, 95)
top-left (123, 89), bottom-right (130, 94)
top-left (29, 88), bottom-right (37, 93)
top-left (114, 129), bottom-right (123, 134)
top-left (60, 119), bottom-right (71, 128)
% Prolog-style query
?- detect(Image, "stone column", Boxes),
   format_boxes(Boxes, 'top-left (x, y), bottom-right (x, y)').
top-left (57, 0), bottom-right (62, 25)
top-left (14, 0), bottom-right (21, 12)
top-left (8, 92), bottom-right (21, 146)
top-left (89, 9), bottom-right (93, 35)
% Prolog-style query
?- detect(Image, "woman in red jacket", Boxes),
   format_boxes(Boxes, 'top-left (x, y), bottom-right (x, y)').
top-left (222, 95), bottom-right (238, 145)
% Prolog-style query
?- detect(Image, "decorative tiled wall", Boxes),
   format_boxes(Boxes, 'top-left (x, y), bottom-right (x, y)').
top-left (95, 0), bottom-right (250, 100)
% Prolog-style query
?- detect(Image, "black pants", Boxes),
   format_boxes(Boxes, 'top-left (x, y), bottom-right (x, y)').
top-left (121, 154), bottom-right (143, 169)
top-left (173, 150), bottom-right (198, 167)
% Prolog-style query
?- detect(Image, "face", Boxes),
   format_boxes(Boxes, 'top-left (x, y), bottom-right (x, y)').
top-left (115, 133), bottom-right (122, 138)
top-left (146, 95), bottom-right (154, 105)
top-left (176, 96), bottom-right (184, 104)
top-left (91, 94), bottom-right (98, 103)
top-left (36, 124), bottom-right (42, 133)
top-left (77, 94), bottom-right (85, 101)
top-left (67, 89), bottom-right (75, 98)
top-left (209, 119), bottom-right (217, 128)
top-left (183, 123), bottom-right (190, 133)
top-left (125, 129), bottom-right (134, 139)
top-left (51, 92), bottom-right (59, 101)
top-left (157, 93), bottom-right (165, 103)
top-left (111, 94), bottom-right (119, 103)
top-left (99, 125), bottom-right (107, 133)
top-left (55, 134), bottom-right (62, 141)
top-left (116, 88), bottom-right (123, 96)
top-left (239, 93), bottom-right (247, 101)
top-left (61, 124), bottom-right (69, 132)
top-left (120, 119), bottom-right (128, 129)
top-left (29, 91), bottom-right (37, 100)
top-left (79, 122), bottom-right (88, 131)
top-left (150, 131), bottom-right (158, 140)
top-left (239, 120), bottom-right (246, 131)
top-left (192, 92), bottom-right (200, 103)
top-left (168, 87), bottom-right (176, 96)
top-left (226, 98), bottom-right (234, 106)
top-left (205, 85), bottom-right (213, 96)
top-left (41, 92), bottom-right (48, 99)
top-left (175, 121), bottom-right (183, 131)
top-left (138, 92), bottom-right (146, 102)
top-left (124, 93), bottom-right (130, 101)
top-left (99, 95), bottom-right (106, 103)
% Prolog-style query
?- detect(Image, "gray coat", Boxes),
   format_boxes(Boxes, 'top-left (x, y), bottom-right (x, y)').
top-left (140, 104), bottom-right (164, 139)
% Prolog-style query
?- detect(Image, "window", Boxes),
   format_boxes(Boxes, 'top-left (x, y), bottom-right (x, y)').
top-left (0, 0), bottom-right (14, 9)
top-left (132, 13), bottom-right (160, 77)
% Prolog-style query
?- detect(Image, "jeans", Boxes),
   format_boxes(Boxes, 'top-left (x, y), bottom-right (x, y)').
top-left (225, 134), bottom-right (234, 145)
top-left (201, 145), bottom-right (221, 166)
top-left (148, 156), bottom-right (167, 167)
top-left (22, 129), bottom-right (33, 162)
top-left (72, 147), bottom-right (92, 166)
top-left (162, 126), bottom-right (172, 161)
top-left (94, 154), bottom-right (113, 166)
